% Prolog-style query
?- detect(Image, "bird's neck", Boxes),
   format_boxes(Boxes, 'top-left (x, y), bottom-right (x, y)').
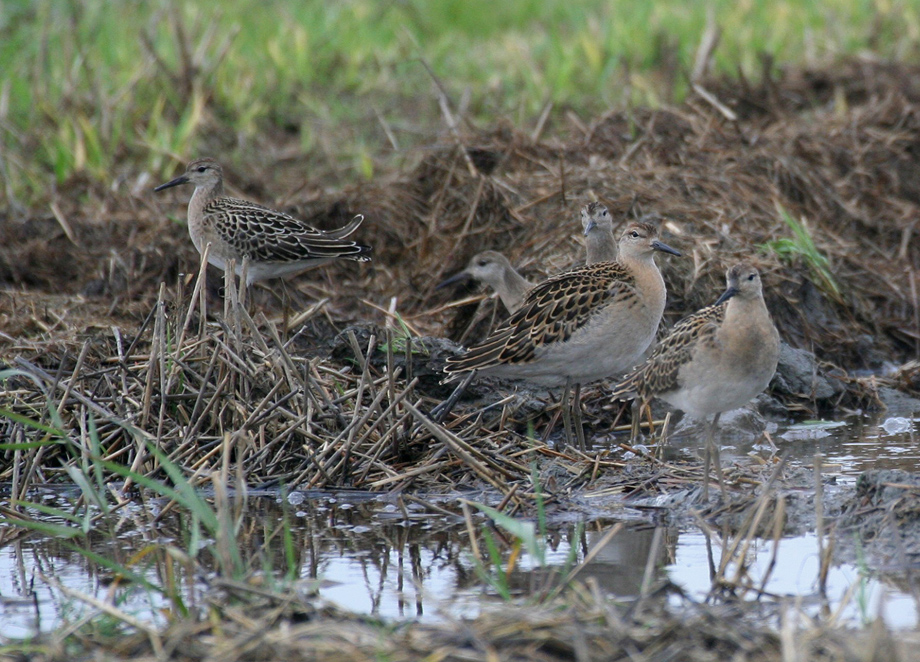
top-left (623, 253), bottom-right (666, 312)
top-left (188, 180), bottom-right (223, 225)
top-left (723, 294), bottom-right (775, 343)
top-left (586, 231), bottom-right (617, 264)
top-left (498, 269), bottom-right (532, 308)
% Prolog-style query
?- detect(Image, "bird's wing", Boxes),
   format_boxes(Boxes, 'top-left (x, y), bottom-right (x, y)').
top-left (204, 199), bottom-right (370, 263)
top-left (445, 262), bottom-right (636, 372)
top-left (611, 302), bottom-right (726, 400)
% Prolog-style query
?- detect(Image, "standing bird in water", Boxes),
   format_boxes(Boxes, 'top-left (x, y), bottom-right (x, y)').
top-left (154, 158), bottom-right (371, 286)
top-left (611, 263), bottom-right (780, 501)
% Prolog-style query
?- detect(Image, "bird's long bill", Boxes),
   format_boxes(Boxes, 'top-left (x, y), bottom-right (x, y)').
top-left (153, 174), bottom-right (189, 192)
top-left (651, 240), bottom-right (681, 257)
top-left (436, 271), bottom-right (472, 290)
top-left (714, 285), bottom-right (739, 306)
top-left (583, 220), bottom-right (597, 235)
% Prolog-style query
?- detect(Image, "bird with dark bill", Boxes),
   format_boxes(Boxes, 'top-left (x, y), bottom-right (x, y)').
top-left (444, 221), bottom-right (680, 449)
top-left (154, 158), bottom-right (371, 286)
top-left (611, 262), bottom-right (780, 500)
top-left (436, 250), bottom-right (533, 313)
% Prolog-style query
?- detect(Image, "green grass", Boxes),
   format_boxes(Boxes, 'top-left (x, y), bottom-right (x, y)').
top-left (1, 0), bottom-right (917, 204)
top-left (764, 203), bottom-right (843, 303)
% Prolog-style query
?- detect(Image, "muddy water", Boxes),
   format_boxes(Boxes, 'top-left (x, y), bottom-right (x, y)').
top-left (2, 416), bottom-right (919, 639)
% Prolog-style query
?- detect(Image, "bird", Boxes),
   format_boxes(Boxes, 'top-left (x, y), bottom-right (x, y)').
top-left (581, 202), bottom-right (617, 264)
top-left (443, 221), bottom-right (681, 449)
top-left (436, 250), bottom-right (533, 313)
top-left (436, 203), bottom-right (619, 312)
top-left (583, 206), bottom-right (670, 357)
top-left (154, 158), bottom-right (371, 286)
top-left (610, 262), bottom-right (780, 501)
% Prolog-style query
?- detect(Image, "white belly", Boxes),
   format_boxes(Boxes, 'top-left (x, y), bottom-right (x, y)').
top-left (479, 308), bottom-right (658, 386)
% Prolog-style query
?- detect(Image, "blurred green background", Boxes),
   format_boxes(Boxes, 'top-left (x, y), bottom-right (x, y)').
top-left (1, 0), bottom-right (917, 205)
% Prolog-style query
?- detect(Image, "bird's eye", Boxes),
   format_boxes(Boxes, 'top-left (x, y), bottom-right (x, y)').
top-left (197, 166), bottom-right (207, 173)
top-left (630, 231), bottom-right (640, 238)
top-left (477, 260), bottom-right (488, 267)
top-left (748, 273), bottom-right (756, 281)
top-left (601, 209), bottom-right (608, 217)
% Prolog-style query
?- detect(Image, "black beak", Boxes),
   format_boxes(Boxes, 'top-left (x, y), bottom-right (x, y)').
top-left (154, 174), bottom-right (190, 192)
top-left (436, 271), bottom-right (472, 290)
top-left (651, 240), bottom-right (681, 257)
top-left (714, 285), bottom-right (739, 306)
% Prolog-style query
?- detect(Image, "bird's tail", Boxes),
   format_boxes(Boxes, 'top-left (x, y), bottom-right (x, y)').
top-left (327, 213), bottom-right (365, 239)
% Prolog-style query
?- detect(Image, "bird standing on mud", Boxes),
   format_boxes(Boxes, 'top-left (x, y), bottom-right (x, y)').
top-left (611, 262), bottom-right (780, 501)
top-left (154, 158), bottom-right (371, 286)
top-left (443, 221), bottom-right (680, 449)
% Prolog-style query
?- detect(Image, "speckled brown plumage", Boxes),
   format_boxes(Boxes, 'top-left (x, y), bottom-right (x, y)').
top-left (155, 158), bottom-right (371, 285)
top-left (451, 261), bottom-right (637, 366)
top-left (612, 302), bottom-right (726, 401)
top-left (611, 262), bottom-right (780, 501)
top-left (444, 221), bottom-right (681, 386)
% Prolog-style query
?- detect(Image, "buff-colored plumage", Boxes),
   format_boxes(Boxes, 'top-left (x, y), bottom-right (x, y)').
top-left (611, 262), bottom-right (779, 500)
top-left (154, 158), bottom-right (371, 285)
top-left (611, 262), bottom-right (780, 417)
top-left (444, 222), bottom-right (680, 386)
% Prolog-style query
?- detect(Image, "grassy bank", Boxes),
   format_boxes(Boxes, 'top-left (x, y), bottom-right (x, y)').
top-left (1, 0), bottom-right (918, 205)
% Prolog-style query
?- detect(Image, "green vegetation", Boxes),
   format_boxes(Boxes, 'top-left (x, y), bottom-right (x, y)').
top-left (1, 0), bottom-right (917, 205)
top-left (466, 469), bottom-right (583, 602)
top-left (764, 203), bottom-right (843, 303)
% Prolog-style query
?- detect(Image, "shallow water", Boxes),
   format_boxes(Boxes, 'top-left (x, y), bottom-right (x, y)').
top-left (3, 415), bottom-right (920, 639)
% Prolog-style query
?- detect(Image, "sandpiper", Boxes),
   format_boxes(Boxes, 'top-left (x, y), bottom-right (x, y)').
top-left (436, 250), bottom-right (533, 312)
top-left (581, 202), bottom-right (617, 264)
top-left (154, 158), bottom-right (371, 285)
top-left (444, 222), bottom-right (680, 448)
top-left (611, 262), bottom-right (780, 500)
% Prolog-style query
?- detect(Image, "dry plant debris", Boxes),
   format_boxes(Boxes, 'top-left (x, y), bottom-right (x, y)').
top-left (2, 59), bottom-right (920, 496)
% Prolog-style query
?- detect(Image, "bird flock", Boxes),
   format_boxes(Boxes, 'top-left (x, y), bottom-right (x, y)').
top-left (156, 158), bottom-right (781, 500)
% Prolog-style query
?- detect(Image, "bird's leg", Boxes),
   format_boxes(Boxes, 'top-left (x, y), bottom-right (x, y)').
top-left (560, 377), bottom-right (573, 451)
top-left (630, 399), bottom-right (642, 443)
top-left (431, 370), bottom-right (476, 423)
top-left (573, 382), bottom-right (588, 452)
top-left (702, 412), bottom-right (727, 502)
top-left (239, 257), bottom-right (251, 309)
top-left (709, 412), bottom-right (727, 500)
top-left (702, 415), bottom-right (712, 503)
top-left (280, 279), bottom-right (291, 338)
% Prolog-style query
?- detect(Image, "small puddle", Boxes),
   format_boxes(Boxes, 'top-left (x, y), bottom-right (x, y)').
top-left (3, 415), bottom-right (920, 638)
